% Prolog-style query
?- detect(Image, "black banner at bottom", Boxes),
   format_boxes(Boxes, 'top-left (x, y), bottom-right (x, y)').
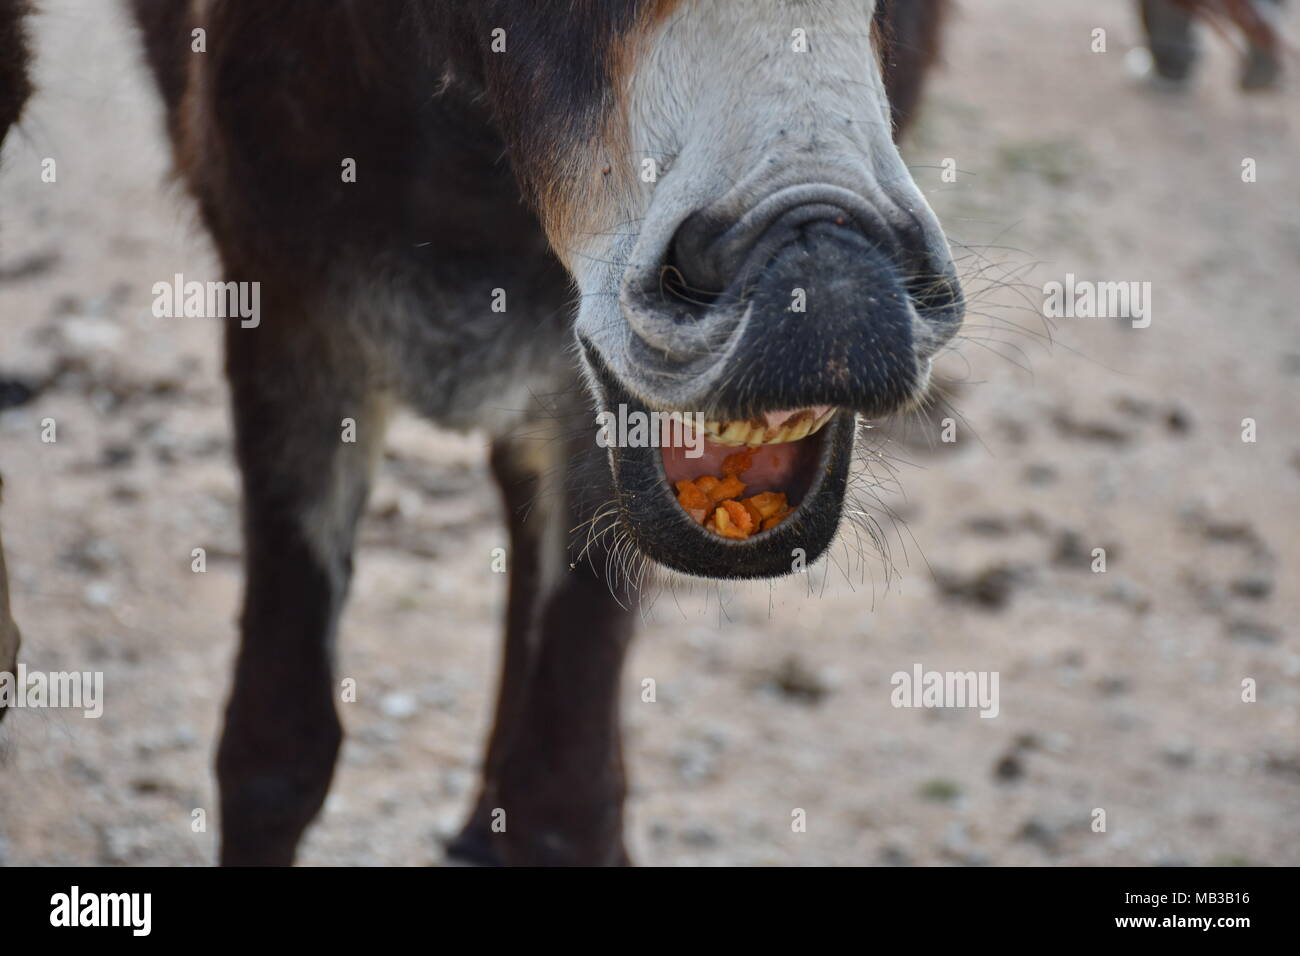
top-left (0, 866), bottom-right (1286, 940)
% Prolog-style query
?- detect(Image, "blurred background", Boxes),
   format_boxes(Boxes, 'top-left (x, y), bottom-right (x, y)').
top-left (0, 0), bottom-right (1296, 865)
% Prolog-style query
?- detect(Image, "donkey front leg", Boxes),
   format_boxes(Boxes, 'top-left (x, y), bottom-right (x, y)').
top-left (496, 554), bottom-right (638, 866)
top-left (216, 302), bottom-right (386, 866)
top-left (452, 429), bottom-right (638, 866)
top-left (446, 435), bottom-right (546, 866)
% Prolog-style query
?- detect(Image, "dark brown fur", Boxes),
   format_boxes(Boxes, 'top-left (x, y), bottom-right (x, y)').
top-left (0, 0), bottom-right (31, 151)
top-left (874, 0), bottom-right (948, 135)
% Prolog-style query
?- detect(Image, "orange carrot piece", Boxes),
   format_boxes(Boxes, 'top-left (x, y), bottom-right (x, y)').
top-left (708, 475), bottom-right (746, 504)
top-left (722, 447), bottom-right (756, 478)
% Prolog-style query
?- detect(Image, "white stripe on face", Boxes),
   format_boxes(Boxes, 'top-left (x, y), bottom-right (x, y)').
top-left (571, 0), bottom-right (951, 372)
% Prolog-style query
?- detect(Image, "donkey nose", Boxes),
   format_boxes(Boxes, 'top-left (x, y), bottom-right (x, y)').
top-left (620, 183), bottom-right (963, 370)
top-left (669, 201), bottom-right (868, 297)
top-left (666, 180), bottom-right (967, 308)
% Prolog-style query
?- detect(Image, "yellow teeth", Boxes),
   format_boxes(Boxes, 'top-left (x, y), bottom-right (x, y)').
top-left (698, 408), bottom-right (836, 447)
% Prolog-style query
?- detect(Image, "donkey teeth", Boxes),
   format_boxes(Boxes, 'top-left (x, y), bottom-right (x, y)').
top-left (700, 408), bottom-right (836, 447)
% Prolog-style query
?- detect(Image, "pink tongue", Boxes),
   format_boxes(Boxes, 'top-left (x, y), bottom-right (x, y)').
top-left (662, 440), bottom-right (799, 494)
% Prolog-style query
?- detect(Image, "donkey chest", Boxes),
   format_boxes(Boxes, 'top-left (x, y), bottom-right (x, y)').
top-left (344, 253), bottom-right (578, 434)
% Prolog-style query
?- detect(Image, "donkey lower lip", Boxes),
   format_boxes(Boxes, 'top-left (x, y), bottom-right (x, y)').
top-left (581, 338), bottom-right (855, 579)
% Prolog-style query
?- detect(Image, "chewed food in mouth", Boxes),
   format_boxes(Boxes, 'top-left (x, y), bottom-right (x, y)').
top-left (664, 407), bottom-right (835, 540)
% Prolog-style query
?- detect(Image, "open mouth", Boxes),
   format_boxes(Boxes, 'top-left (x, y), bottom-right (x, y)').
top-left (581, 338), bottom-right (856, 579)
top-left (665, 407), bottom-right (836, 539)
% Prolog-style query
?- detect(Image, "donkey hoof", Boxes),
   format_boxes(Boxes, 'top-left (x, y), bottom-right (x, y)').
top-left (444, 826), bottom-right (504, 867)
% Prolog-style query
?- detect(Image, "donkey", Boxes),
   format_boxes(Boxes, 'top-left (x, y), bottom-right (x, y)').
top-left (1146, 0), bottom-right (1286, 88)
top-left (131, 0), bottom-right (960, 865)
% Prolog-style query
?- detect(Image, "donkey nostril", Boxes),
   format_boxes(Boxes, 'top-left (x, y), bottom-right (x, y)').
top-left (906, 270), bottom-right (963, 317)
top-left (888, 215), bottom-right (963, 321)
top-left (667, 203), bottom-right (863, 312)
top-left (660, 194), bottom-right (961, 330)
top-left (662, 253), bottom-right (723, 313)
top-left (665, 211), bottom-right (728, 307)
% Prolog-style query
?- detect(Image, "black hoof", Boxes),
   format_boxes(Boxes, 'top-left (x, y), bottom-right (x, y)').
top-left (444, 825), bottom-right (505, 867)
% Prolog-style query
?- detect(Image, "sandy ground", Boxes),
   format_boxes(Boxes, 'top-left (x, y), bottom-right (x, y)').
top-left (0, 0), bottom-right (1297, 867)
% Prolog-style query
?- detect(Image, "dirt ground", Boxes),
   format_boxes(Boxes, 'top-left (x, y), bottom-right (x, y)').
top-left (0, 0), bottom-right (1297, 867)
